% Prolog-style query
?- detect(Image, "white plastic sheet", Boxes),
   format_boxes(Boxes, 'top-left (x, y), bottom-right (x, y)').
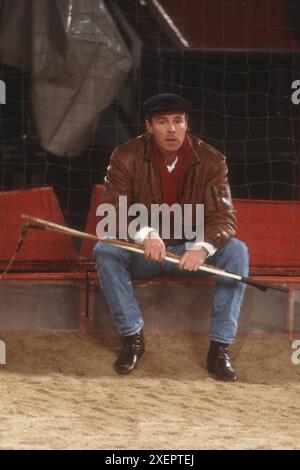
top-left (0, 0), bottom-right (132, 156)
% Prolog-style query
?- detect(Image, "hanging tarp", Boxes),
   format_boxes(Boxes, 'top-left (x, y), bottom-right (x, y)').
top-left (0, 0), bottom-right (132, 156)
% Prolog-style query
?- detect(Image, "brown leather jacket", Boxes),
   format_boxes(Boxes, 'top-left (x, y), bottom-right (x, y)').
top-left (100, 132), bottom-right (237, 249)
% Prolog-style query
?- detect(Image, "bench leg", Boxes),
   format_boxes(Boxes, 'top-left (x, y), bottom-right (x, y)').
top-left (87, 283), bottom-right (96, 330)
top-left (79, 281), bottom-right (88, 334)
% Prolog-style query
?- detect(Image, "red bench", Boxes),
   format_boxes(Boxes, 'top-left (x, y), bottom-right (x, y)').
top-left (0, 187), bottom-right (88, 330)
top-left (80, 185), bottom-right (300, 276)
top-left (80, 185), bottom-right (300, 337)
top-left (234, 199), bottom-right (300, 276)
top-left (0, 185), bottom-right (299, 336)
top-left (0, 187), bottom-right (78, 272)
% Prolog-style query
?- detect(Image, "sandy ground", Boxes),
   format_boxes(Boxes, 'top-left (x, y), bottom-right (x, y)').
top-left (0, 331), bottom-right (300, 450)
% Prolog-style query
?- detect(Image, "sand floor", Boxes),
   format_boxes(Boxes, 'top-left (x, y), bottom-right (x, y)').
top-left (0, 331), bottom-right (300, 450)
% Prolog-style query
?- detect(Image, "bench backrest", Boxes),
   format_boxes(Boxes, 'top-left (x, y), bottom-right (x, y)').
top-left (0, 187), bottom-right (78, 272)
top-left (234, 199), bottom-right (300, 274)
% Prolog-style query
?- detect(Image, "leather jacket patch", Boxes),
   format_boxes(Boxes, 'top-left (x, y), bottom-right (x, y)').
top-left (220, 184), bottom-right (232, 208)
top-left (211, 184), bottom-right (232, 210)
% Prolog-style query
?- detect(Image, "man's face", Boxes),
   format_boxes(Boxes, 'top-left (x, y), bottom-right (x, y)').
top-left (146, 112), bottom-right (188, 154)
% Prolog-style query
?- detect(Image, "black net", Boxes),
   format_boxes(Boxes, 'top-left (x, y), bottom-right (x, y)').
top-left (1, 0), bottom-right (300, 234)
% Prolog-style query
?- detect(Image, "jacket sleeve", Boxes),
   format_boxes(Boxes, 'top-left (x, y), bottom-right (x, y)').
top-left (98, 148), bottom-right (134, 240)
top-left (203, 157), bottom-right (237, 249)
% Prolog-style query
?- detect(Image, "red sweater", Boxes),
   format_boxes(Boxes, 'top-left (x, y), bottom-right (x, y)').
top-left (152, 136), bottom-right (192, 205)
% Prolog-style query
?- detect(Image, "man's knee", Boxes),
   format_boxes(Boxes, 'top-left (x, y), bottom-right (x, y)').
top-left (215, 238), bottom-right (248, 277)
top-left (226, 238), bottom-right (248, 260)
top-left (221, 238), bottom-right (249, 269)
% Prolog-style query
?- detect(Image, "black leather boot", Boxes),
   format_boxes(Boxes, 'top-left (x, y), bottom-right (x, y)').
top-left (114, 329), bottom-right (145, 375)
top-left (207, 340), bottom-right (237, 381)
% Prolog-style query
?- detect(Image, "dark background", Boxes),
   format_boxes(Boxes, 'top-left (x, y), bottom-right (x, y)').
top-left (1, 0), bottom-right (300, 230)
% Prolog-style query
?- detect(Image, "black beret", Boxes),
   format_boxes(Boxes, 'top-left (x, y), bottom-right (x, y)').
top-left (143, 93), bottom-right (191, 119)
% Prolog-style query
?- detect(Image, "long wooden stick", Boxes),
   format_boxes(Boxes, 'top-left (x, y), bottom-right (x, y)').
top-left (21, 214), bottom-right (289, 293)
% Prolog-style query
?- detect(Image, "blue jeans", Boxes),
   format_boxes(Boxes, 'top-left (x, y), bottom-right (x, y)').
top-left (93, 238), bottom-right (249, 344)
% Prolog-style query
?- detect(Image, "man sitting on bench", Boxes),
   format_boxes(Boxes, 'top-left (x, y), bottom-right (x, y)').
top-left (94, 93), bottom-right (249, 381)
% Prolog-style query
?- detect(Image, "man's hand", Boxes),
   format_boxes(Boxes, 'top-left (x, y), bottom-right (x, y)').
top-left (143, 231), bottom-right (166, 262)
top-left (178, 247), bottom-right (208, 271)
